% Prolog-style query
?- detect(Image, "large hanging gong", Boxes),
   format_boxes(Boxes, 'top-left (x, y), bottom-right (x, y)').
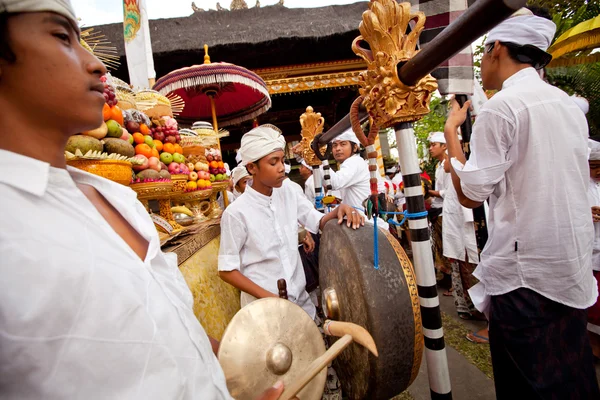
top-left (319, 221), bottom-right (423, 399)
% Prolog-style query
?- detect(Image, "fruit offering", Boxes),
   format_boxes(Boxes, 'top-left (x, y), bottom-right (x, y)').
top-left (205, 148), bottom-right (229, 183)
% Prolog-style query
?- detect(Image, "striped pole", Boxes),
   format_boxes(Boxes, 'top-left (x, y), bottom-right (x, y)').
top-left (322, 159), bottom-right (332, 194)
top-left (395, 122), bottom-right (452, 399)
top-left (374, 134), bottom-right (385, 177)
top-left (312, 165), bottom-right (324, 211)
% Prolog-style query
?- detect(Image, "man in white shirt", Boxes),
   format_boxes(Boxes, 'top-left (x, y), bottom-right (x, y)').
top-left (428, 132), bottom-right (452, 281)
top-left (0, 2), bottom-right (289, 399)
top-left (445, 10), bottom-right (599, 398)
top-left (587, 139), bottom-right (600, 358)
top-left (218, 125), bottom-right (363, 316)
top-left (299, 159), bottom-right (316, 205)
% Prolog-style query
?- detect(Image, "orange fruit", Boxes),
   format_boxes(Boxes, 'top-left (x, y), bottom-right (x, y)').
top-left (139, 123), bottom-right (150, 136)
top-left (153, 140), bottom-right (163, 152)
top-left (102, 103), bottom-right (111, 121)
top-left (173, 144), bottom-right (183, 154)
top-left (109, 105), bottom-right (124, 126)
top-left (163, 143), bottom-right (175, 154)
top-left (210, 160), bottom-right (218, 169)
top-left (135, 143), bottom-right (153, 158)
top-left (132, 132), bottom-right (145, 144)
top-left (218, 161), bottom-right (224, 168)
top-left (151, 147), bottom-right (159, 158)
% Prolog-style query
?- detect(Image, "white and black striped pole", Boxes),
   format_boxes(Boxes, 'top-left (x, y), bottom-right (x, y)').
top-left (395, 122), bottom-right (451, 399)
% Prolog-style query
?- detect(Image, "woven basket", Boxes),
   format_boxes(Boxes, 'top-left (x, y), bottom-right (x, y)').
top-left (130, 181), bottom-right (174, 200)
top-left (171, 174), bottom-right (189, 193)
top-left (67, 159), bottom-right (132, 186)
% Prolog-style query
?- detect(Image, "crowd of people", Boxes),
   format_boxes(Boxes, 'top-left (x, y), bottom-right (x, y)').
top-left (1, 0), bottom-right (599, 399)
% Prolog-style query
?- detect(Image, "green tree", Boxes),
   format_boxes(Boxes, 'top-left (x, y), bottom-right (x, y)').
top-left (414, 96), bottom-right (449, 177)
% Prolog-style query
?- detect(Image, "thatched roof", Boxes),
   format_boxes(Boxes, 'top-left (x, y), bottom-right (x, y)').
top-left (91, 2), bottom-right (369, 81)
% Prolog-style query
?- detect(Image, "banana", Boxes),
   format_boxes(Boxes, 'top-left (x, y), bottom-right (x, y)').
top-left (171, 206), bottom-right (194, 217)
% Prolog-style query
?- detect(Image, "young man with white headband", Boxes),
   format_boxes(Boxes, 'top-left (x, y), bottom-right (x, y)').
top-left (0, 2), bottom-right (297, 399)
top-left (231, 164), bottom-right (251, 198)
top-left (218, 125), bottom-right (363, 316)
top-left (444, 8), bottom-right (599, 397)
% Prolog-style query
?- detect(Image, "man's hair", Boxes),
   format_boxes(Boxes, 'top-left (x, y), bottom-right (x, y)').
top-left (352, 143), bottom-right (360, 154)
top-left (0, 13), bottom-right (16, 63)
top-left (501, 42), bottom-right (552, 70)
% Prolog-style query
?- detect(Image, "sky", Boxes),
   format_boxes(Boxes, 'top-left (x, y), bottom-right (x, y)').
top-left (73, 0), bottom-right (363, 26)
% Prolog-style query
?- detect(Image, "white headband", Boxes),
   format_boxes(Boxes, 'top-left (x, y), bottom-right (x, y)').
top-left (240, 125), bottom-right (286, 164)
top-left (486, 14), bottom-right (556, 52)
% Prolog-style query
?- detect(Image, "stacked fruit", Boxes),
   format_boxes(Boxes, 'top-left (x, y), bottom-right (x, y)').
top-left (65, 78), bottom-right (137, 163)
top-left (185, 154), bottom-right (212, 192)
top-left (206, 148), bottom-right (229, 182)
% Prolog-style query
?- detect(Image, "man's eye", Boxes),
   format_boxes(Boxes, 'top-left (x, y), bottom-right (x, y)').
top-left (54, 33), bottom-right (71, 43)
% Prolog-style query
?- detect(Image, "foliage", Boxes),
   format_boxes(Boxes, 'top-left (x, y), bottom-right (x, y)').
top-left (414, 96), bottom-right (449, 177)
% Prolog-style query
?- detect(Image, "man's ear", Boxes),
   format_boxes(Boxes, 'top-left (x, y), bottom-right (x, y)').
top-left (246, 162), bottom-right (257, 175)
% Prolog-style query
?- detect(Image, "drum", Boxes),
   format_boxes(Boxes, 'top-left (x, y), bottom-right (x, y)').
top-left (319, 221), bottom-right (423, 399)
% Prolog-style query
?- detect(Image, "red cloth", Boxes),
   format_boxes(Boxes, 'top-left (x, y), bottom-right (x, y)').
top-left (588, 271), bottom-right (600, 326)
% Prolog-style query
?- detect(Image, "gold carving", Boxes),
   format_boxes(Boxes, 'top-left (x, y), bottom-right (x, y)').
top-left (352, 0), bottom-right (437, 128)
top-left (266, 70), bottom-right (361, 95)
top-left (292, 106), bottom-right (328, 167)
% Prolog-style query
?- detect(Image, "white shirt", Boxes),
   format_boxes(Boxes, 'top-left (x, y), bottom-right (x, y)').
top-left (218, 190), bottom-right (234, 208)
top-left (328, 155), bottom-right (370, 209)
top-left (431, 161), bottom-right (449, 210)
top-left (304, 175), bottom-right (316, 205)
top-left (0, 150), bottom-right (232, 400)
top-left (442, 175), bottom-right (479, 263)
top-left (453, 67), bottom-right (596, 311)
top-left (588, 178), bottom-right (600, 272)
top-left (218, 179), bottom-right (322, 319)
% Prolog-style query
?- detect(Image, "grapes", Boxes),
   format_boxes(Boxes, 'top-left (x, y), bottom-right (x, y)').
top-left (103, 82), bottom-right (118, 107)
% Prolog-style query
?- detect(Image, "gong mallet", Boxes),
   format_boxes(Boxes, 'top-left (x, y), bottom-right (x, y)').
top-left (279, 320), bottom-right (378, 400)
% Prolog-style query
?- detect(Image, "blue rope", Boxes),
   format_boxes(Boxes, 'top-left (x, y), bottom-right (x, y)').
top-left (315, 194), bottom-right (324, 210)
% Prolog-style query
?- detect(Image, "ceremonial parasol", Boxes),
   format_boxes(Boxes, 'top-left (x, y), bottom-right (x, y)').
top-left (152, 45), bottom-right (271, 132)
top-left (548, 14), bottom-right (600, 67)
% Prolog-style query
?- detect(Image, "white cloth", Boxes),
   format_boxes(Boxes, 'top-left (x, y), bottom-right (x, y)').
top-left (235, 151), bottom-right (242, 165)
top-left (452, 68), bottom-right (597, 314)
top-left (589, 139), bottom-right (600, 161)
top-left (430, 161), bottom-right (449, 210)
top-left (588, 178), bottom-right (600, 272)
top-left (284, 163), bottom-right (291, 175)
top-left (0, 150), bottom-right (232, 400)
top-left (485, 15), bottom-right (556, 51)
top-left (218, 179), bottom-right (322, 319)
top-left (239, 125), bottom-right (286, 165)
top-left (0, 0), bottom-right (77, 25)
top-left (428, 131), bottom-right (446, 144)
top-left (217, 190), bottom-right (234, 209)
top-left (573, 95), bottom-right (590, 115)
top-left (304, 176), bottom-right (316, 205)
top-left (328, 155), bottom-right (370, 209)
top-left (332, 127), bottom-right (361, 145)
top-left (442, 177), bottom-right (479, 263)
top-left (232, 165), bottom-right (249, 187)
top-left (391, 174), bottom-right (405, 208)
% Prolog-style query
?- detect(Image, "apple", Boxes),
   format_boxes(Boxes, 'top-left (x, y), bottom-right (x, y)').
top-left (148, 156), bottom-right (161, 172)
top-left (189, 171), bottom-right (198, 181)
top-left (125, 120), bottom-right (140, 133)
top-left (181, 165), bottom-right (190, 175)
top-left (206, 154), bottom-right (214, 162)
top-left (209, 174), bottom-right (216, 182)
top-left (165, 136), bottom-right (177, 144)
top-left (144, 135), bottom-right (155, 147)
top-left (216, 174), bottom-right (223, 181)
top-left (187, 162), bottom-right (195, 171)
top-left (154, 131), bottom-right (165, 142)
top-left (194, 161), bottom-right (203, 172)
top-left (120, 128), bottom-right (131, 142)
top-left (173, 153), bottom-right (185, 163)
top-left (132, 154), bottom-right (149, 171)
top-left (160, 152), bottom-right (173, 165)
top-left (160, 162), bottom-right (168, 171)
top-left (168, 162), bottom-right (180, 174)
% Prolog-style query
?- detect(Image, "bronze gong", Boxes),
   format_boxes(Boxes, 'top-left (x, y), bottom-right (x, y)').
top-left (319, 221), bottom-right (423, 399)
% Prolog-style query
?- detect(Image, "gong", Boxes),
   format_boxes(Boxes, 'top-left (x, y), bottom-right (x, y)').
top-left (218, 298), bottom-right (327, 400)
top-left (319, 221), bottom-right (423, 399)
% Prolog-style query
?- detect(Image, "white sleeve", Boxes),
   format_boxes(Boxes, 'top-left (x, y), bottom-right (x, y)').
top-left (328, 158), bottom-right (363, 190)
top-left (296, 188), bottom-right (323, 234)
top-left (217, 210), bottom-right (247, 272)
top-left (453, 108), bottom-right (514, 202)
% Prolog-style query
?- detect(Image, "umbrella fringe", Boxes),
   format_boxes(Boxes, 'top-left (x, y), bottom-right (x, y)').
top-left (219, 104), bottom-right (271, 127)
top-left (157, 73), bottom-right (271, 102)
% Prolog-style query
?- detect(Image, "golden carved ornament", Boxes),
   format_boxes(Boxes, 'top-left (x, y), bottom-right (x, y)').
top-left (351, 0), bottom-right (438, 128)
top-left (292, 106), bottom-right (327, 167)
